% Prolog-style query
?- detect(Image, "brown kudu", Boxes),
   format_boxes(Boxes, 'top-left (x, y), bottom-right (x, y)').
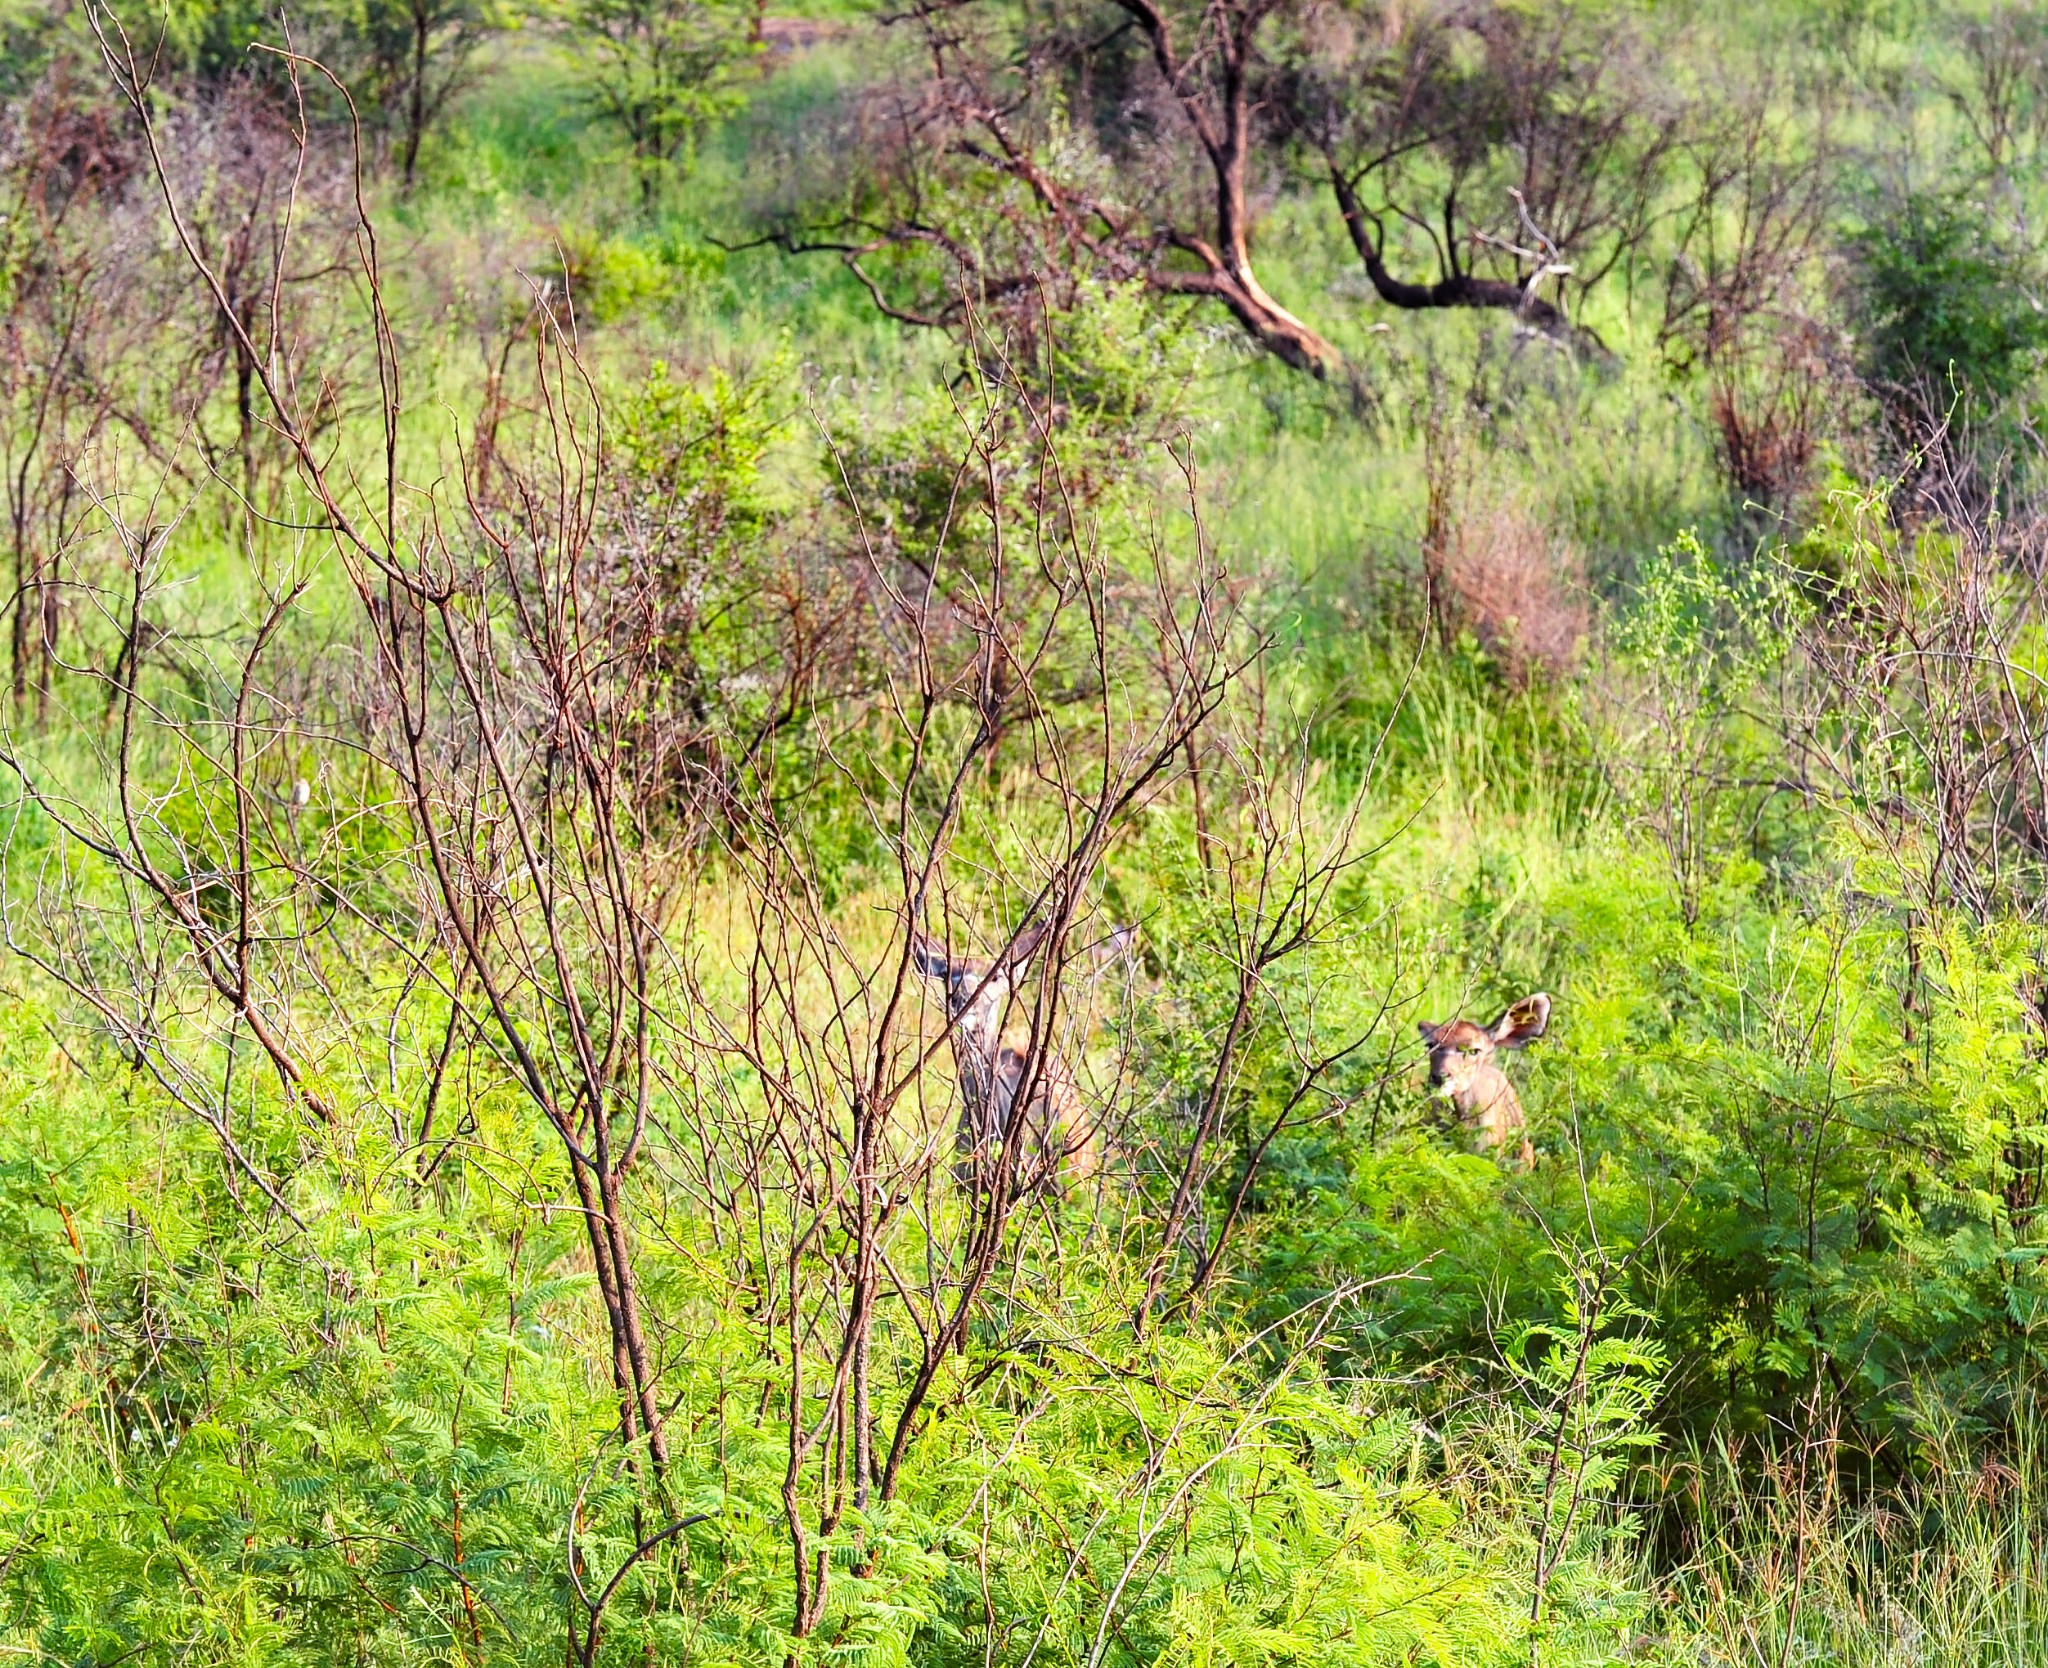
top-left (1417, 993), bottom-right (1550, 1168)
top-left (912, 924), bottom-right (1109, 1196)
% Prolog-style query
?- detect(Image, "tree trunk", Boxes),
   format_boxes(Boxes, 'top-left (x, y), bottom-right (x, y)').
top-left (11, 528), bottom-right (33, 703)
top-left (1159, 252), bottom-right (1341, 376)
top-left (1327, 166), bottom-right (1585, 343)
top-left (1212, 60), bottom-right (1338, 375)
top-left (403, 0), bottom-right (429, 194)
top-left (1115, 0), bottom-right (1343, 378)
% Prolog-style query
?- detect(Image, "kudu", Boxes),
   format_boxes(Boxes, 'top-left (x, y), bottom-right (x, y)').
top-left (1417, 992), bottom-right (1550, 1168)
top-left (911, 923), bottom-right (1109, 1195)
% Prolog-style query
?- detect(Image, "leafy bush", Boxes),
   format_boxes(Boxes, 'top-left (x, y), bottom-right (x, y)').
top-left (565, 0), bottom-right (756, 201)
top-left (1847, 189), bottom-right (2048, 407)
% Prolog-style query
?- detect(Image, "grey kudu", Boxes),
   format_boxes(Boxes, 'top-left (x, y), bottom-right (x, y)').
top-left (911, 923), bottom-right (1105, 1195)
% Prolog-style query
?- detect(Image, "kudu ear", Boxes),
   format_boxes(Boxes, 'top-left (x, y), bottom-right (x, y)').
top-left (1488, 992), bottom-right (1551, 1049)
top-left (1003, 920), bottom-right (1049, 967)
top-left (909, 931), bottom-right (951, 979)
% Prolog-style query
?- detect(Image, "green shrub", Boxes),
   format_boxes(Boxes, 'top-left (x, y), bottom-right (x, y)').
top-left (1847, 189), bottom-right (2048, 407)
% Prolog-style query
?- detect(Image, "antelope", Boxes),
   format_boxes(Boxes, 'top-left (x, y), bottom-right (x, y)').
top-left (911, 923), bottom-right (1102, 1195)
top-left (1416, 992), bottom-right (1550, 1168)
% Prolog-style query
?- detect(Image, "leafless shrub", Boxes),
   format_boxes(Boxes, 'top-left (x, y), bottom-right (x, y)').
top-left (1423, 409), bottom-right (1584, 684)
top-left (0, 18), bottom-right (691, 1493)
top-left (151, 81), bottom-right (359, 499)
top-left (1785, 468), bottom-right (2048, 935)
top-left (1661, 82), bottom-right (1845, 511)
top-left (749, 0), bottom-right (1343, 373)
top-left (1283, 0), bottom-right (1680, 353)
top-left (1703, 317), bottom-right (1843, 512)
top-left (0, 69), bottom-right (153, 708)
top-left (0, 24), bottom-right (1402, 1664)
top-left (1440, 494), bottom-right (1587, 685)
top-left (1948, 2), bottom-right (2048, 193)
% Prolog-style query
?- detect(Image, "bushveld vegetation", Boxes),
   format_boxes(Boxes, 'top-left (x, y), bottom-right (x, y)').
top-left (4, 0), bottom-right (2048, 1661)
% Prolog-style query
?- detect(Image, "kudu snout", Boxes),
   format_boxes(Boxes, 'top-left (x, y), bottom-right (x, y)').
top-left (1416, 991), bottom-right (1550, 1169)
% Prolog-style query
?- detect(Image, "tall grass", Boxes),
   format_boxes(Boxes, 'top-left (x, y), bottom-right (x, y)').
top-left (1653, 1405), bottom-right (2048, 1666)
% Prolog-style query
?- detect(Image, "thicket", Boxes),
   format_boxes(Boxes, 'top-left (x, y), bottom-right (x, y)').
top-left (6, 0), bottom-right (2048, 1665)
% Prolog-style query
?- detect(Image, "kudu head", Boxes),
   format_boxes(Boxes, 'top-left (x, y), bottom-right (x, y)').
top-left (910, 922), bottom-right (1046, 1054)
top-left (911, 919), bottom-right (1122, 1195)
top-left (1417, 992), bottom-right (1550, 1167)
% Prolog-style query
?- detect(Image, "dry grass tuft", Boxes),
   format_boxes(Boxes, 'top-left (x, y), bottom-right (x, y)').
top-left (1431, 489), bottom-right (1589, 687)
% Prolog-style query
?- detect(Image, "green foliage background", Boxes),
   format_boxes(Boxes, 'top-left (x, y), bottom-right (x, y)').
top-left (8, 0), bottom-right (2048, 1663)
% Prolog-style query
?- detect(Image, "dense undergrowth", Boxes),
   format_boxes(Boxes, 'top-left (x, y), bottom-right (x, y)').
top-left (5, 0), bottom-right (2048, 1662)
